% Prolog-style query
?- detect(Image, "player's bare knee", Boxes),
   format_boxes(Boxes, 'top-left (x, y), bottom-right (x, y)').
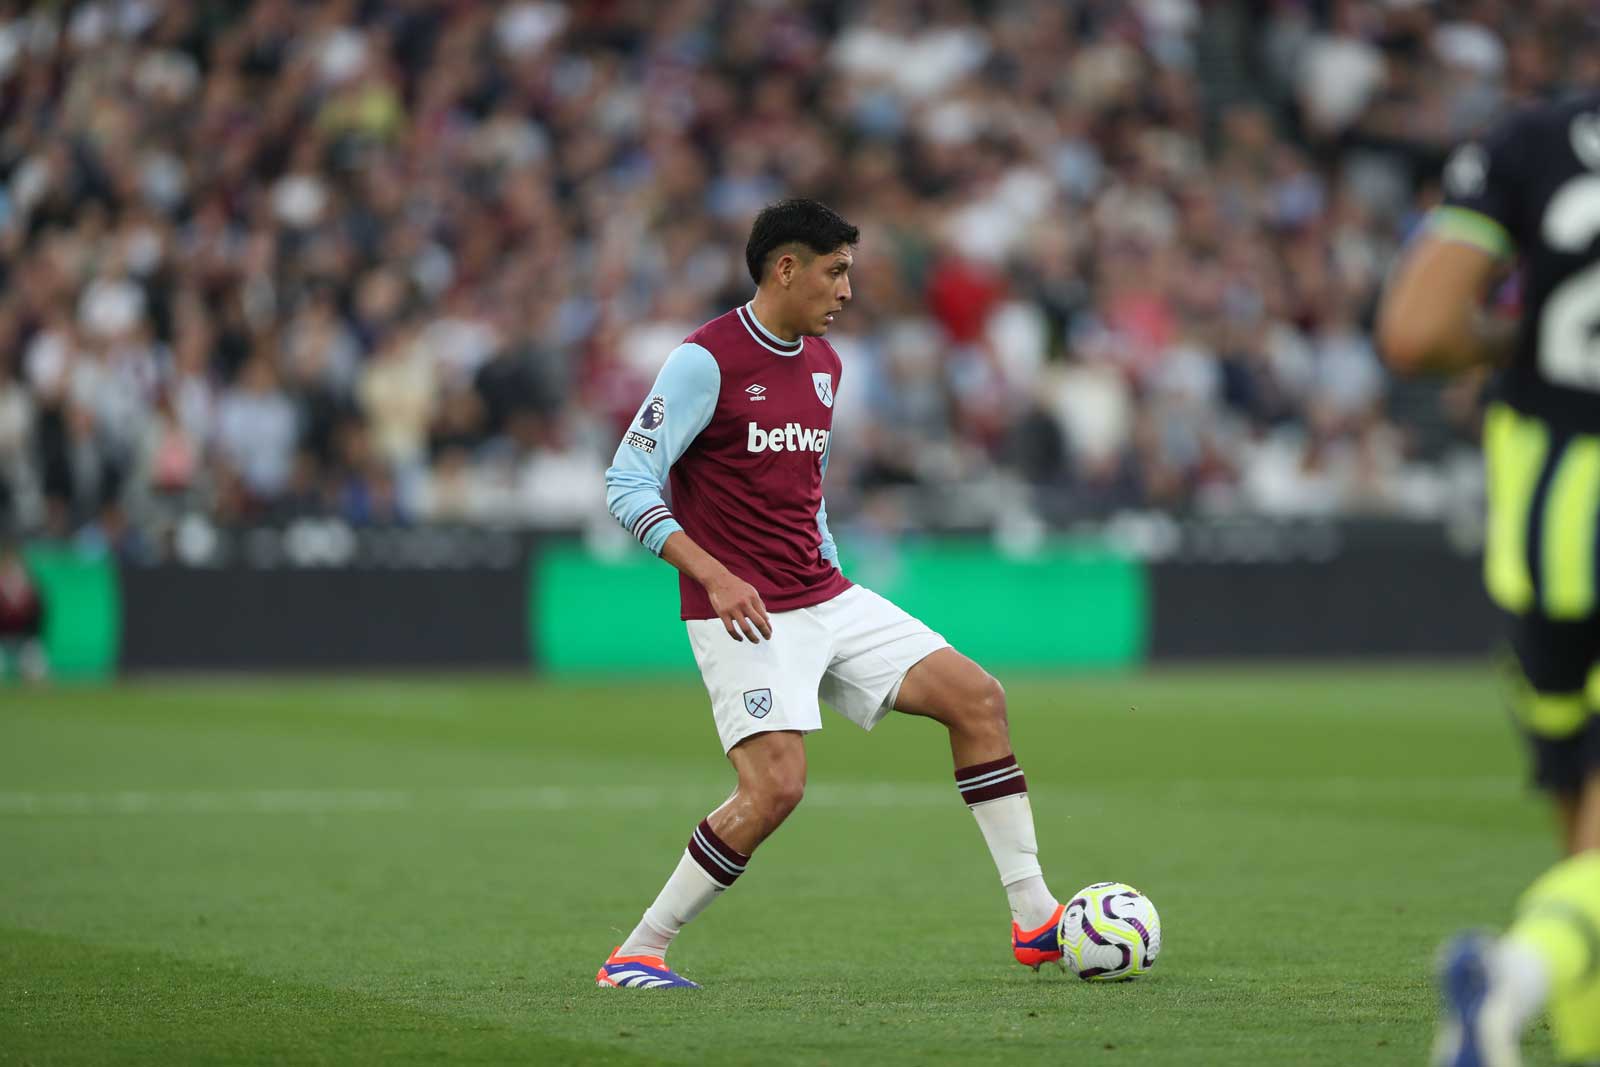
top-left (772, 777), bottom-right (806, 824)
top-left (983, 674), bottom-right (1007, 717)
top-left (965, 673), bottom-right (1008, 735)
top-left (754, 771), bottom-right (805, 830)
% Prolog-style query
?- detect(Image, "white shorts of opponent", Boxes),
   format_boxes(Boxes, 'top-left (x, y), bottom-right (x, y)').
top-left (685, 584), bottom-right (950, 753)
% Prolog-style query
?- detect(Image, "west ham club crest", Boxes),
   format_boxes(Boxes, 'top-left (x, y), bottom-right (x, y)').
top-left (812, 373), bottom-right (834, 408)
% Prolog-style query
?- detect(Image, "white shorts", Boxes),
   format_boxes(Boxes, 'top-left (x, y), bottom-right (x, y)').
top-left (686, 584), bottom-right (950, 753)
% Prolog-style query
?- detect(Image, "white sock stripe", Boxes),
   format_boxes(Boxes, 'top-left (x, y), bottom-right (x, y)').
top-left (958, 766), bottom-right (1024, 790)
top-left (955, 762), bottom-right (1020, 788)
top-left (696, 827), bottom-right (747, 869)
top-left (691, 828), bottom-right (746, 875)
top-left (969, 768), bottom-right (1025, 787)
top-left (960, 772), bottom-right (1026, 799)
top-left (693, 830), bottom-right (746, 875)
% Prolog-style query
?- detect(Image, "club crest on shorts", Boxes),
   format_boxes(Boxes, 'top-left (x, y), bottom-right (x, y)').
top-left (743, 688), bottom-right (773, 719)
top-left (812, 372), bottom-right (833, 408)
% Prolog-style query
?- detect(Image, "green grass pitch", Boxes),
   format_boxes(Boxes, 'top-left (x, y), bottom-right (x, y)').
top-left (0, 666), bottom-right (1564, 1065)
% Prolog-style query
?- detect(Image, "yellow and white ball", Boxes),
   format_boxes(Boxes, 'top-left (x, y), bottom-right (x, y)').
top-left (1058, 881), bottom-right (1162, 981)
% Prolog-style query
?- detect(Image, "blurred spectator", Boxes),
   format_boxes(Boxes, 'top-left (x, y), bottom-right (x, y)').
top-left (216, 355), bottom-right (297, 506)
top-left (0, 0), bottom-right (1594, 553)
top-left (358, 323), bottom-right (436, 471)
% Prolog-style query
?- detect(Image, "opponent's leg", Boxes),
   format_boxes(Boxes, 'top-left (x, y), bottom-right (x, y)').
top-left (1435, 637), bottom-right (1600, 1064)
top-left (894, 648), bottom-right (1062, 966)
top-left (599, 731), bottom-right (805, 988)
top-left (1532, 657), bottom-right (1600, 1064)
top-left (1432, 846), bottom-right (1599, 1067)
top-left (1556, 791), bottom-right (1584, 858)
top-left (1535, 764), bottom-right (1600, 1065)
top-left (1501, 846), bottom-right (1600, 1065)
top-left (1576, 749), bottom-right (1600, 856)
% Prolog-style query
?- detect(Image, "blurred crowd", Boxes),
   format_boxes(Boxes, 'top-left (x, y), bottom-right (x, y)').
top-left (0, 0), bottom-right (1596, 554)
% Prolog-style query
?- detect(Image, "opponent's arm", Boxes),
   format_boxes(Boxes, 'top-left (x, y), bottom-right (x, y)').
top-left (1377, 232), bottom-right (1515, 376)
top-left (1380, 121), bottom-right (1525, 377)
top-left (604, 343), bottom-right (772, 643)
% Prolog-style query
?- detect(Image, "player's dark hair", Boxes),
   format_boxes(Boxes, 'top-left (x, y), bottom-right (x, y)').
top-left (745, 199), bottom-right (859, 285)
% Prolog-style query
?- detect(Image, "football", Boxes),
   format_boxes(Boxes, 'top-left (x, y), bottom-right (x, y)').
top-left (1058, 882), bottom-right (1162, 981)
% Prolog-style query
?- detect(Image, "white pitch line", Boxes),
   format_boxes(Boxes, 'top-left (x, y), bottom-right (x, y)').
top-left (0, 783), bottom-right (957, 817)
top-left (0, 776), bottom-right (1522, 818)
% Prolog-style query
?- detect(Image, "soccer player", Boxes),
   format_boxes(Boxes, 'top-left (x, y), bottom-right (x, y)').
top-left (0, 537), bottom-right (45, 683)
top-left (1378, 96), bottom-right (1600, 1066)
top-left (594, 199), bottom-right (1064, 989)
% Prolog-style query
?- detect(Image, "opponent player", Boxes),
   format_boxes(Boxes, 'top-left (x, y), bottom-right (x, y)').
top-left (593, 199), bottom-right (1064, 989)
top-left (1378, 96), bottom-right (1600, 1066)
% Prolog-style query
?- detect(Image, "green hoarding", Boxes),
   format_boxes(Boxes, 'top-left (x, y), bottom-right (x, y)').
top-left (19, 546), bottom-right (120, 681)
top-left (532, 539), bottom-right (1146, 674)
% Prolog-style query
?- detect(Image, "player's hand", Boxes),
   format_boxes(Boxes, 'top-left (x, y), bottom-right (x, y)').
top-left (704, 571), bottom-right (772, 643)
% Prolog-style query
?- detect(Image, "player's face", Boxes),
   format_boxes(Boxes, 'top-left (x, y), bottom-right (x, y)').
top-left (792, 248), bottom-right (852, 336)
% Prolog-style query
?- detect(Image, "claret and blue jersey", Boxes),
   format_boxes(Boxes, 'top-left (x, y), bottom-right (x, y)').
top-left (604, 302), bottom-right (853, 621)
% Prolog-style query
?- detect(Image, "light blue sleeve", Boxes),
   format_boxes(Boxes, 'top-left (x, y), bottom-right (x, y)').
top-left (817, 440), bottom-right (840, 570)
top-left (604, 342), bottom-right (720, 556)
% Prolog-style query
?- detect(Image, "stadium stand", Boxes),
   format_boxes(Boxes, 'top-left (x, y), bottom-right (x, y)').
top-left (0, 0), bottom-right (1595, 555)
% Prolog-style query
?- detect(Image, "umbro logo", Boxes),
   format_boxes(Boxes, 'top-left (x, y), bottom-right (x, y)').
top-left (746, 384), bottom-right (768, 402)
